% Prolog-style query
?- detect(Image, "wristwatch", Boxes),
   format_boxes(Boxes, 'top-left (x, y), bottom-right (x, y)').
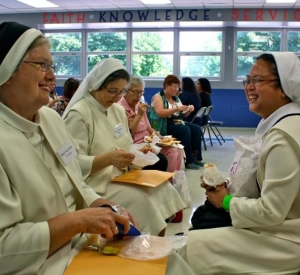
top-left (99, 204), bottom-right (123, 215)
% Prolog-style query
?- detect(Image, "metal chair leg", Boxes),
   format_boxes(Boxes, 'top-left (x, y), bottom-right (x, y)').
top-left (209, 125), bottom-right (223, 145)
top-left (201, 128), bottom-right (207, 150)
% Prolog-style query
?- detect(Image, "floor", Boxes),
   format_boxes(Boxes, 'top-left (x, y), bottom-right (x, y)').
top-left (165, 127), bottom-right (256, 236)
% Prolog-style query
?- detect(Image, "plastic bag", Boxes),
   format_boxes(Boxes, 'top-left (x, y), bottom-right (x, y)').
top-left (129, 144), bottom-right (160, 168)
top-left (227, 135), bottom-right (261, 198)
top-left (118, 235), bottom-right (188, 261)
top-left (203, 164), bottom-right (226, 187)
top-left (172, 170), bottom-right (192, 207)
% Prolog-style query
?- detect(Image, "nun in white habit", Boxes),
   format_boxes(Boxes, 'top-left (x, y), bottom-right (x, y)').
top-left (182, 52), bottom-right (300, 274)
top-left (63, 58), bottom-right (186, 237)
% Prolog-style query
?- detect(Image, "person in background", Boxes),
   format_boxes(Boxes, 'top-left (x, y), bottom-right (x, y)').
top-left (184, 52), bottom-right (300, 274)
top-left (195, 78), bottom-right (212, 125)
top-left (48, 81), bottom-right (62, 108)
top-left (52, 77), bottom-right (80, 116)
top-left (63, 59), bottom-right (186, 237)
top-left (0, 21), bottom-right (135, 275)
top-left (179, 77), bottom-right (202, 124)
top-left (118, 75), bottom-right (185, 223)
top-left (149, 74), bottom-right (206, 170)
top-left (119, 75), bottom-right (184, 173)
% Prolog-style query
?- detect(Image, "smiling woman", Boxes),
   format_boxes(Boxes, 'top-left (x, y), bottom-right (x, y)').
top-left (183, 52), bottom-right (300, 275)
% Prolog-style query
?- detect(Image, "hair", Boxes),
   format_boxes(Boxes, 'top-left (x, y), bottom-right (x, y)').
top-left (163, 74), bottom-right (180, 89)
top-left (182, 77), bottom-right (200, 101)
top-left (99, 69), bottom-right (130, 90)
top-left (63, 77), bottom-right (80, 99)
top-left (13, 36), bottom-right (50, 75)
top-left (126, 75), bottom-right (145, 90)
top-left (256, 53), bottom-right (282, 90)
top-left (198, 78), bottom-right (212, 94)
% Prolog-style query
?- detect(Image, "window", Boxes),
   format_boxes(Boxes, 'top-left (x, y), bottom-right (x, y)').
top-left (132, 31), bottom-right (173, 77)
top-left (87, 31), bottom-right (127, 72)
top-left (287, 31), bottom-right (300, 54)
top-left (236, 30), bottom-right (281, 78)
top-left (44, 32), bottom-right (82, 77)
top-left (179, 31), bottom-right (223, 78)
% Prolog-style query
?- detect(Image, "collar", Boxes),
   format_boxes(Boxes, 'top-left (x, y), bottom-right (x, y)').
top-left (255, 102), bottom-right (300, 137)
top-left (0, 102), bottom-right (40, 134)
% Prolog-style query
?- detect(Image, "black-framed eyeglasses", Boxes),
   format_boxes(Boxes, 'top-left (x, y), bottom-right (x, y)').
top-left (128, 89), bottom-right (144, 96)
top-left (242, 78), bottom-right (278, 87)
top-left (23, 61), bottom-right (56, 72)
top-left (104, 86), bottom-right (126, 97)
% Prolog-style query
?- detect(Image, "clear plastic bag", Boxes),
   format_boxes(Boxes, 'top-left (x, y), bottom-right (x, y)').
top-left (118, 235), bottom-right (188, 261)
top-left (172, 170), bottom-right (192, 207)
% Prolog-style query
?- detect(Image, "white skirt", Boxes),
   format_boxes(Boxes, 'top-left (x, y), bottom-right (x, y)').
top-left (103, 180), bottom-right (186, 235)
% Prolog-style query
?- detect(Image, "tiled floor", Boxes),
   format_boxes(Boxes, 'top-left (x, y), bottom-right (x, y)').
top-left (165, 127), bottom-right (256, 235)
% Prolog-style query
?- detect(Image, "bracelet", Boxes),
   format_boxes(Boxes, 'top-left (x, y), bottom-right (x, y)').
top-left (222, 195), bottom-right (232, 212)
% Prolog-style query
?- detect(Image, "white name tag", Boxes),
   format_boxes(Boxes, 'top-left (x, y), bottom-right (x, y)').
top-left (57, 140), bottom-right (78, 166)
top-left (114, 123), bottom-right (125, 139)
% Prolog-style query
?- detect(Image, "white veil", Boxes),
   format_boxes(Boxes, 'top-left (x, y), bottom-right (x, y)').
top-left (63, 58), bottom-right (125, 118)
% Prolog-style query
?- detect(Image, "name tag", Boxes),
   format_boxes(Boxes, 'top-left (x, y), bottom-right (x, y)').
top-left (57, 140), bottom-right (77, 165)
top-left (114, 123), bottom-right (125, 139)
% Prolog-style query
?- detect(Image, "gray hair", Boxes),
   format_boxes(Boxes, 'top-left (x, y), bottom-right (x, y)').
top-left (126, 75), bottom-right (145, 91)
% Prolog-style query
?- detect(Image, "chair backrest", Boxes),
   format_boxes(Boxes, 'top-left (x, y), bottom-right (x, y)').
top-left (190, 107), bottom-right (207, 123)
top-left (205, 105), bottom-right (213, 116)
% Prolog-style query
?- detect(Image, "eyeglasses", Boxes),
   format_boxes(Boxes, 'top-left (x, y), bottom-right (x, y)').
top-left (128, 89), bottom-right (144, 96)
top-left (104, 86), bottom-right (127, 97)
top-left (23, 61), bottom-right (56, 72)
top-left (242, 78), bottom-right (278, 87)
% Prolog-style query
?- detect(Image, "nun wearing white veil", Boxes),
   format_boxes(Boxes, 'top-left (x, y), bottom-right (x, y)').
top-left (63, 58), bottom-right (186, 237)
top-left (183, 52), bottom-right (300, 274)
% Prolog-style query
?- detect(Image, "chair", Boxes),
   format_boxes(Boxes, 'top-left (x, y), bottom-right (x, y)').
top-left (202, 105), bottom-right (225, 146)
top-left (190, 107), bottom-right (208, 150)
top-left (190, 107), bottom-right (207, 123)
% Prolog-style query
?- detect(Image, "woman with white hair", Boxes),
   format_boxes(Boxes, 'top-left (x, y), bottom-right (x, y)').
top-left (63, 58), bottom-right (186, 237)
top-left (184, 52), bottom-right (300, 274)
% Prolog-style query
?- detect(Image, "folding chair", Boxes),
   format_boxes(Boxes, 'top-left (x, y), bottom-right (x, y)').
top-left (190, 107), bottom-right (207, 123)
top-left (202, 105), bottom-right (225, 146)
top-left (190, 107), bottom-right (208, 150)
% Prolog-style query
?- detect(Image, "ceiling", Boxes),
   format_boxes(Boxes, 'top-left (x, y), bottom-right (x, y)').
top-left (1, 0), bottom-right (300, 14)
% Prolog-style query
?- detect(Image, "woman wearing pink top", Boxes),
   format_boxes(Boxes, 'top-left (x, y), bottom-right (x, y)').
top-left (118, 75), bottom-right (184, 173)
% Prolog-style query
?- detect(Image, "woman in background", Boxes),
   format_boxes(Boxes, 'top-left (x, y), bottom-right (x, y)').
top-left (179, 77), bottom-right (202, 124)
top-left (149, 74), bottom-right (206, 169)
top-left (119, 75), bottom-right (184, 173)
top-left (195, 78), bottom-right (212, 125)
top-left (52, 77), bottom-right (80, 116)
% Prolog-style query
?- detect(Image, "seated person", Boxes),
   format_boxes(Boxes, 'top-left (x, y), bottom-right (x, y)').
top-left (48, 79), bottom-right (62, 108)
top-left (118, 75), bottom-right (184, 173)
top-left (52, 77), bottom-right (80, 116)
top-left (195, 77), bottom-right (213, 125)
top-left (179, 77), bottom-right (202, 124)
top-left (0, 21), bottom-right (136, 275)
top-left (183, 52), bottom-right (300, 274)
top-left (63, 59), bottom-right (186, 237)
top-left (148, 74), bottom-right (206, 169)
